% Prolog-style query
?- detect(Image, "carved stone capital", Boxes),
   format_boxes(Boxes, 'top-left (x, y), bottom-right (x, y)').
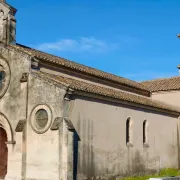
top-left (64, 88), bottom-right (74, 101)
top-left (64, 117), bottom-right (75, 130)
top-left (6, 140), bottom-right (16, 144)
top-left (15, 119), bottom-right (26, 132)
top-left (20, 72), bottom-right (28, 83)
top-left (31, 57), bottom-right (39, 69)
top-left (51, 117), bottom-right (63, 131)
top-left (51, 117), bottom-right (75, 131)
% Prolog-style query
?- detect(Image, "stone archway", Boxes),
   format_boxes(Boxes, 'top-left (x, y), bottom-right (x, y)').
top-left (0, 126), bottom-right (8, 179)
top-left (0, 113), bottom-right (14, 143)
top-left (0, 113), bottom-right (14, 180)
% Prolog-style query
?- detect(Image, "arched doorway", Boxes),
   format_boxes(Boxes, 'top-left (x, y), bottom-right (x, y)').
top-left (0, 126), bottom-right (8, 179)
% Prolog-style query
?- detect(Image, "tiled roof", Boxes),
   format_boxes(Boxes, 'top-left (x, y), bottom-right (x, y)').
top-left (9, 43), bottom-right (150, 95)
top-left (33, 71), bottom-right (180, 115)
top-left (141, 76), bottom-right (180, 92)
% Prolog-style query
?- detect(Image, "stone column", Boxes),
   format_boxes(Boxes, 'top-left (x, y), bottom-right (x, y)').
top-left (58, 118), bottom-right (74, 180)
top-left (5, 137), bottom-right (21, 180)
top-left (59, 119), bottom-right (68, 180)
top-left (67, 131), bottom-right (74, 180)
top-left (6, 119), bottom-right (26, 180)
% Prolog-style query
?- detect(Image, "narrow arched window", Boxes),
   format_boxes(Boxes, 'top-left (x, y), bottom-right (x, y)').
top-left (126, 117), bottom-right (133, 145)
top-left (126, 118), bottom-right (130, 144)
top-left (143, 120), bottom-right (148, 144)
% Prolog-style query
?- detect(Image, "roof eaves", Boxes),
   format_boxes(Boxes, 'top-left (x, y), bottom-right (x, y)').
top-left (36, 71), bottom-right (180, 115)
top-left (73, 90), bottom-right (179, 116)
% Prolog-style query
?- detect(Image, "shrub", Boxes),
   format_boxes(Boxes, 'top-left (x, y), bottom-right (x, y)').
top-left (159, 168), bottom-right (180, 177)
top-left (120, 168), bottom-right (180, 180)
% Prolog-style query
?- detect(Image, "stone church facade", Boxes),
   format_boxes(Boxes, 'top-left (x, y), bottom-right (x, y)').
top-left (0, 1), bottom-right (180, 180)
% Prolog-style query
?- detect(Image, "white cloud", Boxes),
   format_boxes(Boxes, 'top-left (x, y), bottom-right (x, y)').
top-left (36, 37), bottom-right (118, 53)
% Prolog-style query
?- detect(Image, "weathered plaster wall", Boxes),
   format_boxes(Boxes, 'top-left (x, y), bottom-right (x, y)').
top-left (0, 45), bottom-right (30, 132)
top-left (71, 96), bottom-right (179, 180)
top-left (151, 91), bottom-right (180, 108)
top-left (26, 73), bottom-right (66, 180)
top-left (0, 45), bottom-right (31, 179)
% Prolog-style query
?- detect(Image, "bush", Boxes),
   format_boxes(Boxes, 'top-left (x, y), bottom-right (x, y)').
top-left (159, 168), bottom-right (180, 177)
top-left (120, 168), bottom-right (180, 180)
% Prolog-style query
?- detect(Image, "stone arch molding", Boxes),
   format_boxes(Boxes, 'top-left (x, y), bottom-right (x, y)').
top-left (0, 112), bottom-right (14, 143)
top-left (0, 56), bottom-right (11, 98)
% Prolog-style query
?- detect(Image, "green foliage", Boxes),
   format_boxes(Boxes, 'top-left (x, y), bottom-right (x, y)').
top-left (120, 168), bottom-right (180, 180)
top-left (159, 168), bottom-right (180, 177)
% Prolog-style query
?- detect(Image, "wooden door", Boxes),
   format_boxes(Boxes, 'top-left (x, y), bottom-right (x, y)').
top-left (0, 127), bottom-right (7, 179)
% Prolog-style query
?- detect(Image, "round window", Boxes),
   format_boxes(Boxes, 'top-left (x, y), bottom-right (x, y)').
top-left (35, 109), bottom-right (48, 129)
top-left (30, 105), bottom-right (52, 134)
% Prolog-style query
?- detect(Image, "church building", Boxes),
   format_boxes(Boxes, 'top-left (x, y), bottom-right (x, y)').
top-left (0, 1), bottom-right (180, 180)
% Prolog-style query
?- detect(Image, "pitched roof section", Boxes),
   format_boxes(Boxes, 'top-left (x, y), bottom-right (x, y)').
top-left (10, 43), bottom-right (150, 95)
top-left (142, 76), bottom-right (180, 92)
top-left (33, 71), bottom-right (180, 115)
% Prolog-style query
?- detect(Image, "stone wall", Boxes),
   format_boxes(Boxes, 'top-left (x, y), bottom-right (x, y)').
top-left (25, 73), bottom-right (66, 180)
top-left (0, 45), bottom-right (31, 179)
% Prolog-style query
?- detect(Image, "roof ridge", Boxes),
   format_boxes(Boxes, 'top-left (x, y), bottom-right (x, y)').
top-left (141, 75), bottom-right (180, 92)
top-left (142, 75), bottom-right (180, 83)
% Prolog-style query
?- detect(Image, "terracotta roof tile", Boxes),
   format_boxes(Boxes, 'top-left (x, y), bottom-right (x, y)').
top-left (9, 43), bottom-right (149, 94)
top-left (141, 76), bottom-right (180, 92)
top-left (33, 71), bottom-right (180, 115)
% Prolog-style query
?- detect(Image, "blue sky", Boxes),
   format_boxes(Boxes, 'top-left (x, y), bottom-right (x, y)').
top-left (8, 0), bottom-right (180, 81)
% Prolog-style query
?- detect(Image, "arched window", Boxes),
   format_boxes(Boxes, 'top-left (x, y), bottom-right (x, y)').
top-left (126, 117), bottom-right (133, 145)
top-left (126, 118), bottom-right (130, 143)
top-left (143, 120), bottom-right (148, 144)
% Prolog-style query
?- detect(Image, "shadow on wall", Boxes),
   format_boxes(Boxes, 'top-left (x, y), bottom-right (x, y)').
top-left (75, 114), bottom-right (95, 180)
top-left (74, 131), bottom-right (80, 180)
